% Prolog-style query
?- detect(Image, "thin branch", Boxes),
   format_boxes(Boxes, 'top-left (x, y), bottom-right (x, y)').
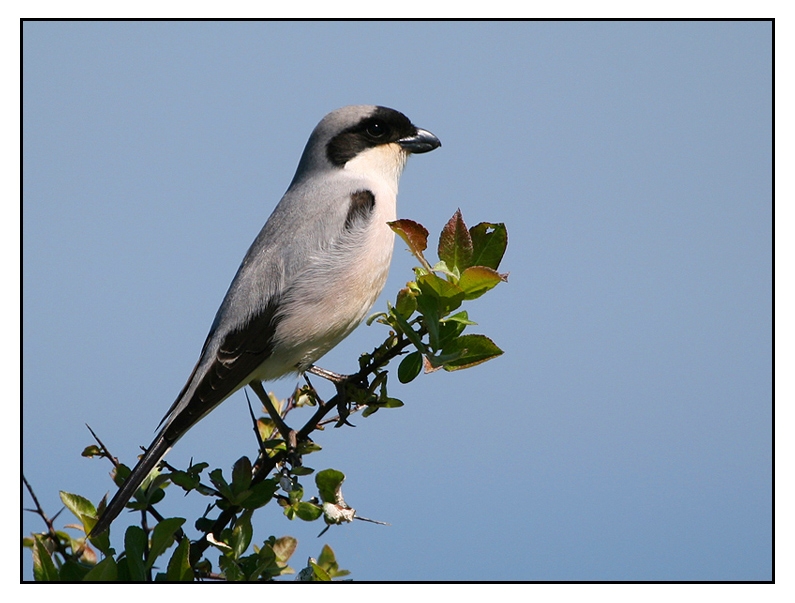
top-left (317, 403), bottom-right (366, 427)
top-left (353, 515), bottom-right (390, 526)
top-left (23, 475), bottom-right (72, 558)
top-left (190, 330), bottom-right (419, 564)
top-left (23, 475), bottom-right (57, 535)
top-left (85, 423), bottom-right (118, 467)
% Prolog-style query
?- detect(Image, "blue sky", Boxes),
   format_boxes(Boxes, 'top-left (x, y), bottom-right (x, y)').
top-left (22, 21), bottom-right (772, 581)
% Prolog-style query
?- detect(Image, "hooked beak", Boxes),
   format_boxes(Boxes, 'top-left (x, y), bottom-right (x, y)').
top-left (398, 128), bottom-right (441, 154)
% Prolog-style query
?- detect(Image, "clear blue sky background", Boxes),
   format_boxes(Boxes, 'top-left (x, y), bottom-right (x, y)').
top-left (22, 21), bottom-right (772, 581)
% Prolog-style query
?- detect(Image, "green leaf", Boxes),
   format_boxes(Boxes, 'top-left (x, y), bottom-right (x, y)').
top-left (166, 537), bottom-right (193, 582)
top-left (59, 491), bottom-right (97, 522)
top-left (458, 265), bottom-right (507, 300)
top-left (366, 310), bottom-right (388, 326)
top-left (31, 535), bottom-right (59, 582)
top-left (256, 417), bottom-right (277, 441)
top-left (146, 518), bottom-right (185, 569)
top-left (112, 463), bottom-right (131, 488)
top-left (317, 543), bottom-right (337, 569)
top-left (438, 209), bottom-right (474, 272)
top-left (83, 555), bottom-right (118, 581)
top-left (295, 502), bottom-right (323, 521)
top-left (240, 478), bottom-right (279, 510)
top-left (361, 405), bottom-right (379, 418)
top-left (442, 334), bottom-right (504, 370)
top-left (59, 559), bottom-right (91, 581)
top-left (470, 222), bottom-right (508, 270)
top-left (395, 287), bottom-right (418, 318)
top-left (144, 487), bottom-right (165, 506)
top-left (398, 351), bottom-right (423, 383)
top-left (195, 517), bottom-right (214, 532)
top-left (115, 556), bottom-right (132, 581)
top-left (169, 470), bottom-right (199, 491)
top-left (287, 485), bottom-right (304, 503)
top-left (388, 218), bottom-right (429, 263)
top-left (218, 555), bottom-right (245, 581)
top-left (230, 512), bottom-right (253, 560)
top-left (441, 310), bottom-right (477, 326)
top-left (296, 440), bottom-right (322, 455)
top-left (188, 462), bottom-right (210, 474)
top-left (139, 465), bottom-right (164, 492)
top-left (417, 272), bottom-right (465, 316)
top-left (430, 259), bottom-right (457, 279)
top-left (209, 468), bottom-right (234, 501)
top-left (231, 456), bottom-right (252, 495)
top-left (423, 348), bottom-right (466, 370)
top-left (124, 525), bottom-right (147, 581)
top-left (310, 561), bottom-right (332, 581)
top-left (262, 438), bottom-right (286, 451)
top-left (81, 445), bottom-right (102, 457)
top-left (316, 469), bottom-right (345, 504)
top-left (87, 520), bottom-right (112, 556)
top-left (316, 544), bottom-right (350, 579)
top-left (437, 318), bottom-right (468, 350)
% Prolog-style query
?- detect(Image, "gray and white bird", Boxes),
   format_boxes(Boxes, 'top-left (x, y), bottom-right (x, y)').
top-left (91, 105), bottom-right (440, 535)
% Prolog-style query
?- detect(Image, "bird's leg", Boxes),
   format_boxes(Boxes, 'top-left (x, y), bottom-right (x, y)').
top-left (249, 381), bottom-right (305, 470)
top-left (306, 365), bottom-right (349, 384)
top-left (307, 364), bottom-right (369, 390)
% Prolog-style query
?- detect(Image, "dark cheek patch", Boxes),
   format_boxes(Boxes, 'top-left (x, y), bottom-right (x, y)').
top-left (327, 130), bottom-right (367, 166)
top-left (345, 190), bottom-right (376, 231)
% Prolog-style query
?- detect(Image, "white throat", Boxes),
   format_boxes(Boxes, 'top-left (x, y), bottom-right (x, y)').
top-left (343, 143), bottom-right (408, 197)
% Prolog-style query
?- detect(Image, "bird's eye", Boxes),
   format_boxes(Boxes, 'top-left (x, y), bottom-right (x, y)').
top-left (366, 121), bottom-right (386, 138)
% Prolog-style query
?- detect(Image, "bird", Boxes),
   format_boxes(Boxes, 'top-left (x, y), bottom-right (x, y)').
top-left (90, 105), bottom-right (440, 535)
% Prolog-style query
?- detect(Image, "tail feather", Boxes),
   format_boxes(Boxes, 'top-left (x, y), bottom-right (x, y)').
top-left (89, 435), bottom-right (172, 536)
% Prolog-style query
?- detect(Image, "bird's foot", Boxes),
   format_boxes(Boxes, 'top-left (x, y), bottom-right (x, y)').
top-left (306, 365), bottom-right (370, 427)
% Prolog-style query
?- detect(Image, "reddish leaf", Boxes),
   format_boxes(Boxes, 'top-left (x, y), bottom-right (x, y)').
top-left (438, 209), bottom-right (473, 272)
top-left (388, 219), bottom-right (429, 257)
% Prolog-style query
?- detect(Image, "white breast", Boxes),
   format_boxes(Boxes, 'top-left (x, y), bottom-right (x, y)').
top-left (259, 144), bottom-right (409, 377)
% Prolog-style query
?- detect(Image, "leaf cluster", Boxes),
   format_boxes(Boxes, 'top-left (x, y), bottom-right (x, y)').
top-left (24, 459), bottom-right (351, 582)
top-left (374, 209), bottom-right (508, 385)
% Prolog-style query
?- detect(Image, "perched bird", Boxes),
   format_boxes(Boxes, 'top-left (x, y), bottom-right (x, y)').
top-left (91, 105), bottom-right (440, 535)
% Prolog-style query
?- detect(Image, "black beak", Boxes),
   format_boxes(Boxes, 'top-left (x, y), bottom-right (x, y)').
top-left (398, 128), bottom-right (441, 154)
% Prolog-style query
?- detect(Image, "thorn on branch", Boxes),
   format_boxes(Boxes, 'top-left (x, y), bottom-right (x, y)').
top-left (23, 474), bottom-right (73, 558)
top-left (85, 423), bottom-right (119, 467)
top-left (249, 381), bottom-right (292, 442)
top-left (245, 389), bottom-right (272, 464)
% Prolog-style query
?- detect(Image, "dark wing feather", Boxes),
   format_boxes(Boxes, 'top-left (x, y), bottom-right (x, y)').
top-left (162, 298), bottom-right (282, 441)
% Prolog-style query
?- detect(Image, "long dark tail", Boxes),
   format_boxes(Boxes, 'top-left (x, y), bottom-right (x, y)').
top-left (89, 434), bottom-right (172, 536)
